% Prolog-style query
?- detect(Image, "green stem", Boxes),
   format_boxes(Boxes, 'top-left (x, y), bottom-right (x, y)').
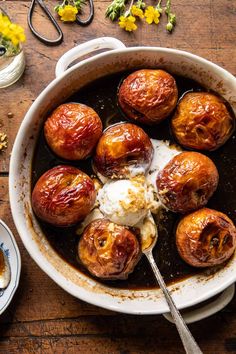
top-left (165, 0), bottom-right (176, 32)
top-left (0, 36), bottom-right (20, 56)
top-left (135, 0), bottom-right (145, 9)
top-left (166, 0), bottom-right (171, 20)
top-left (105, 0), bottom-right (127, 21)
top-left (125, 0), bottom-right (135, 16)
top-left (156, 0), bottom-right (162, 13)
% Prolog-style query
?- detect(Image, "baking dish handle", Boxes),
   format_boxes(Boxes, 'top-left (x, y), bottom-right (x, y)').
top-left (55, 37), bottom-right (126, 78)
top-left (163, 283), bottom-right (235, 324)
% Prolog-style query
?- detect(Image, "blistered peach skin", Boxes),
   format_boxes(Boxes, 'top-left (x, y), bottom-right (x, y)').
top-left (176, 208), bottom-right (236, 267)
top-left (156, 151), bottom-right (219, 213)
top-left (32, 165), bottom-right (96, 227)
top-left (118, 69), bottom-right (178, 125)
top-left (93, 122), bottom-right (153, 179)
top-left (78, 219), bottom-right (141, 279)
top-left (171, 92), bottom-right (235, 151)
top-left (44, 103), bottom-right (102, 160)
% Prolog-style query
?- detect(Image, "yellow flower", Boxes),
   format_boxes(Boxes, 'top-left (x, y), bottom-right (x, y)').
top-left (131, 5), bottom-right (144, 19)
top-left (0, 14), bottom-right (11, 33)
top-left (0, 13), bottom-right (10, 24)
top-left (58, 5), bottom-right (78, 22)
top-left (7, 24), bottom-right (26, 46)
top-left (119, 15), bottom-right (137, 32)
top-left (144, 6), bottom-right (160, 24)
top-left (0, 14), bottom-right (26, 47)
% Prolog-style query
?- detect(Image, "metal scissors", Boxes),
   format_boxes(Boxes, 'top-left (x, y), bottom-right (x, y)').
top-left (28, 0), bottom-right (94, 46)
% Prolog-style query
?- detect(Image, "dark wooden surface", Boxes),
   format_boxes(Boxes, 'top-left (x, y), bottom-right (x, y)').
top-left (0, 1), bottom-right (236, 353)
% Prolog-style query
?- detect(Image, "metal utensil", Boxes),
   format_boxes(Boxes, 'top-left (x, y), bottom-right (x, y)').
top-left (28, 0), bottom-right (94, 46)
top-left (0, 248), bottom-right (11, 290)
top-left (140, 214), bottom-right (203, 354)
top-left (28, 0), bottom-right (63, 46)
top-left (76, 0), bottom-right (94, 26)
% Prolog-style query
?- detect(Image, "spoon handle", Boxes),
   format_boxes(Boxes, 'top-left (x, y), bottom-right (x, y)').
top-left (145, 251), bottom-right (203, 354)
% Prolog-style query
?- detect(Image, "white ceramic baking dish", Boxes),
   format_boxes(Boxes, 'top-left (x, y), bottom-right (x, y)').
top-left (9, 37), bottom-right (236, 319)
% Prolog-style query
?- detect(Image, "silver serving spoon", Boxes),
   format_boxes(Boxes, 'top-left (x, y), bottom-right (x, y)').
top-left (0, 248), bottom-right (11, 290)
top-left (139, 214), bottom-right (203, 354)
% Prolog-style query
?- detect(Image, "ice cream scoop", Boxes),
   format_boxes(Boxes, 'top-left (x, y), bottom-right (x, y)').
top-left (97, 178), bottom-right (155, 227)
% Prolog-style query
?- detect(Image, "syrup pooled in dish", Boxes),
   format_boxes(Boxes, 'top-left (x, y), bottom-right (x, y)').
top-left (93, 122), bottom-right (153, 179)
top-left (118, 69), bottom-right (178, 125)
top-left (32, 165), bottom-right (96, 227)
top-left (78, 219), bottom-right (141, 280)
top-left (44, 103), bottom-right (103, 160)
top-left (31, 70), bottom-right (236, 289)
top-left (171, 92), bottom-right (235, 151)
top-left (176, 208), bottom-right (236, 267)
top-left (0, 249), bottom-right (11, 289)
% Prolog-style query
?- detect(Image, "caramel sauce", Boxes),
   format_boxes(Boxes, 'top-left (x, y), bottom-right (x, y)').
top-left (31, 71), bottom-right (236, 290)
top-left (0, 250), bottom-right (6, 276)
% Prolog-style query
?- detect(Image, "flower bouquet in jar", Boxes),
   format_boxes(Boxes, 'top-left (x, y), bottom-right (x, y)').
top-left (0, 9), bottom-right (26, 87)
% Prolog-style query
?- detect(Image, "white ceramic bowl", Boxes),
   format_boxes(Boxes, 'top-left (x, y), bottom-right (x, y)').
top-left (9, 37), bottom-right (236, 316)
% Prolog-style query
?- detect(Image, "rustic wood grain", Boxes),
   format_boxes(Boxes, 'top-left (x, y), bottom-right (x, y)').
top-left (1, 0), bottom-right (236, 173)
top-left (0, 0), bottom-right (236, 173)
top-left (0, 0), bottom-right (236, 353)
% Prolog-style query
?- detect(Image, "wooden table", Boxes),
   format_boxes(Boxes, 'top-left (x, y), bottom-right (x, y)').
top-left (0, 1), bottom-right (236, 353)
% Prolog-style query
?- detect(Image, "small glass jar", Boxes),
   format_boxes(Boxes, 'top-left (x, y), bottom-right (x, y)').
top-left (0, 9), bottom-right (26, 88)
top-left (0, 48), bottom-right (25, 88)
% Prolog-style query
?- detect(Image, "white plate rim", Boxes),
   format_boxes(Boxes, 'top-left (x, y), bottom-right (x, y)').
top-left (0, 219), bottom-right (21, 315)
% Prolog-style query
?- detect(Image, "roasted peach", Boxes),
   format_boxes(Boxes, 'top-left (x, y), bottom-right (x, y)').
top-left (156, 152), bottom-right (219, 213)
top-left (118, 69), bottom-right (178, 125)
top-left (32, 165), bottom-right (96, 227)
top-left (78, 219), bottom-right (141, 279)
top-left (93, 122), bottom-right (153, 179)
top-left (44, 103), bottom-right (102, 160)
top-left (171, 92), bottom-right (235, 150)
top-left (176, 208), bottom-right (236, 267)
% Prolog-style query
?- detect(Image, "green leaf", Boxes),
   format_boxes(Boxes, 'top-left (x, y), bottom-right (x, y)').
top-left (105, 0), bottom-right (126, 20)
top-left (54, 4), bottom-right (61, 12)
top-left (170, 13), bottom-right (176, 24)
